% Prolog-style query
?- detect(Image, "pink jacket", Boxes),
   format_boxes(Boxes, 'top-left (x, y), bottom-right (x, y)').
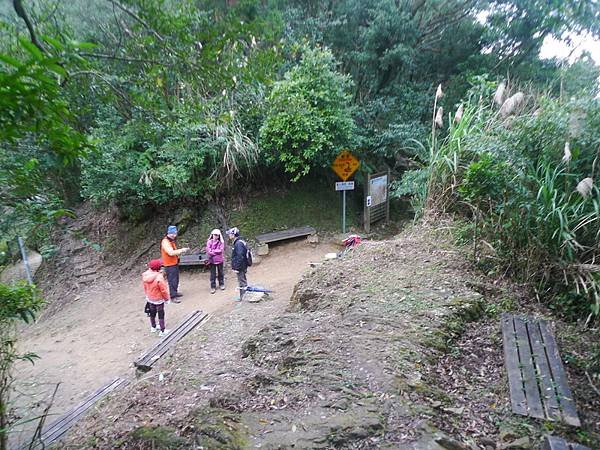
top-left (206, 238), bottom-right (224, 264)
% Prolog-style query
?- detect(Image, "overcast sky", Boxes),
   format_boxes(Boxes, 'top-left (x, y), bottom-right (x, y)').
top-left (540, 33), bottom-right (600, 64)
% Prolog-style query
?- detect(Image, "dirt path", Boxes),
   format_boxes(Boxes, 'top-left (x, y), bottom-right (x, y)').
top-left (11, 239), bottom-right (337, 446)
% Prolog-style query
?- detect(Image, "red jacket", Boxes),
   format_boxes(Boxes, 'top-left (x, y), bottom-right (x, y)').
top-left (142, 269), bottom-right (170, 304)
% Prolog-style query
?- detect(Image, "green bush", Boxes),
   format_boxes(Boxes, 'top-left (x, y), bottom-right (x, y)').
top-left (260, 45), bottom-right (356, 181)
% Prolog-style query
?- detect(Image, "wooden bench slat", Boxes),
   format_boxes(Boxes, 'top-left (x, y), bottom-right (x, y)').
top-left (539, 320), bottom-right (581, 427)
top-left (513, 316), bottom-right (545, 418)
top-left (179, 254), bottom-right (208, 266)
top-left (255, 226), bottom-right (316, 244)
top-left (501, 313), bottom-right (528, 415)
top-left (526, 317), bottom-right (561, 421)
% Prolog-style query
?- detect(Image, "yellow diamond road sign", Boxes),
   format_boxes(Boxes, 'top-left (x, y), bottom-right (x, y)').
top-left (332, 150), bottom-right (360, 181)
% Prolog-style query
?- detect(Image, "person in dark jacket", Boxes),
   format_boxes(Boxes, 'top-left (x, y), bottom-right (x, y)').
top-left (226, 227), bottom-right (248, 301)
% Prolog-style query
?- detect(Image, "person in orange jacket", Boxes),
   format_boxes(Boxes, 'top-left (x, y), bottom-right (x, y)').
top-left (142, 259), bottom-right (171, 336)
top-left (161, 225), bottom-right (189, 303)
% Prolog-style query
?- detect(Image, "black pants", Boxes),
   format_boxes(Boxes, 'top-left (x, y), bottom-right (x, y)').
top-left (164, 265), bottom-right (179, 299)
top-left (210, 263), bottom-right (224, 288)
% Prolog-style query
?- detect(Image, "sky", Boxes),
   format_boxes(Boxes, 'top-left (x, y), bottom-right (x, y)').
top-left (540, 33), bottom-right (600, 64)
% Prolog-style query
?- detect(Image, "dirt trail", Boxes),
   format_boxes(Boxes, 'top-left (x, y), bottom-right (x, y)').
top-left (11, 239), bottom-right (337, 447)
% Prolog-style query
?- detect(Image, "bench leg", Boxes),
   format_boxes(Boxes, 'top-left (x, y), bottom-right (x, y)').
top-left (257, 244), bottom-right (269, 256)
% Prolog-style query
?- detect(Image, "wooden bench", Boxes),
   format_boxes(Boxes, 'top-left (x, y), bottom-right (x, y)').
top-left (134, 310), bottom-right (209, 371)
top-left (501, 314), bottom-right (580, 426)
top-left (178, 253), bottom-right (208, 266)
top-left (255, 226), bottom-right (316, 255)
top-left (542, 436), bottom-right (590, 450)
top-left (32, 377), bottom-right (128, 448)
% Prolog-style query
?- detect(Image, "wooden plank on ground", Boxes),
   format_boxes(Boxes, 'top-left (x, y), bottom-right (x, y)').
top-left (255, 226), bottom-right (316, 244)
top-left (539, 320), bottom-right (581, 427)
top-left (526, 316), bottom-right (561, 421)
top-left (570, 445), bottom-right (592, 450)
top-left (513, 316), bottom-right (545, 418)
top-left (37, 377), bottom-right (128, 447)
top-left (501, 313), bottom-right (527, 415)
top-left (134, 310), bottom-right (209, 371)
top-left (541, 436), bottom-right (590, 450)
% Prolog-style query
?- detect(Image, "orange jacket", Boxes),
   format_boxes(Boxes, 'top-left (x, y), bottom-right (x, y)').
top-left (142, 269), bottom-right (170, 303)
top-left (161, 237), bottom-right (179, 267)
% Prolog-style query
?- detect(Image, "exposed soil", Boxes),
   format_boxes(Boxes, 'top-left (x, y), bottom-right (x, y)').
top-left (11, 237), bottom-right (338, 448)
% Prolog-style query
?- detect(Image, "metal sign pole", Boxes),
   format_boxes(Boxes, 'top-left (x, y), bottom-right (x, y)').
top-left (342, 190), bottom-right (346, 233)
top-left (17, 236), bottom-right (33, 285)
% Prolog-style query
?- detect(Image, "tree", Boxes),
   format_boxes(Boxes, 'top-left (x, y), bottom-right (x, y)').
top-left (260, 46), bottom-right (355, 181)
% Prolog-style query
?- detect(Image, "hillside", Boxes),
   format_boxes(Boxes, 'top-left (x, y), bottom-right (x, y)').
top-left (45, 221), bottom-right (599, 449)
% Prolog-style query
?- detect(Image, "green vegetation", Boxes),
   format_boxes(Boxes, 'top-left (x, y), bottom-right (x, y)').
top-left (395, 80), bottom-right (600, 321)
top-left (0, 282), bottom-right (42, 450)
top-left (230, 180), bottom-right (361, 239)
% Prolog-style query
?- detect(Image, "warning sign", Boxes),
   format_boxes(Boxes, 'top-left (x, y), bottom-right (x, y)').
top-left (332, 150), bottom-right (360, 181)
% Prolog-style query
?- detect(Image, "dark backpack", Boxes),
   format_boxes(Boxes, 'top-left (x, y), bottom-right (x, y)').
top-left (245, 244), bottom-right (253, 267)
top-left (239, 239), bottom-right (253, 267)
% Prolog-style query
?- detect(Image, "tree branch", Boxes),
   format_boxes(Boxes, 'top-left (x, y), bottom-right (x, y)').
top-left (13, 0), bottom-right (45, 53)
top-left (78, 52), bottom-right (171, 66)
top-left (106, 0), bottom-right (164, 42)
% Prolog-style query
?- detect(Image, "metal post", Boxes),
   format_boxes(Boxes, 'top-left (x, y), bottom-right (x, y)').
top-left (17, 236), bottom-right (33, 285)
top-left (342, 190), bottom-right (346, 234)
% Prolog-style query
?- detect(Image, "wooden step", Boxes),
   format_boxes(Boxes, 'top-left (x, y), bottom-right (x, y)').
top-left (32, 377), bottom-right (128, 448)
top-left (501, 314), bottom-right (580, 426)
top-left (542, 436), bottom-right (590, 450)
top-left (134, 310), bottom-right (209, 371)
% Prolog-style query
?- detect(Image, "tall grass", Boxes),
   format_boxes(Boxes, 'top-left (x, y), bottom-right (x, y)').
top-left (400, 82), bottom-right (600, 321)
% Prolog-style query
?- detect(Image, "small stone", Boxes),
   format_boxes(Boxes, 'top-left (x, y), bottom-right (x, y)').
top-left (435, 437), bottom-right (469, 450)
top-left (501, 437), bottom-right (531, 449)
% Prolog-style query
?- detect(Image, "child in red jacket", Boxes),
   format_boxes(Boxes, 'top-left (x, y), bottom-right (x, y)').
top-left (142, 259), bottom-right (170, 336)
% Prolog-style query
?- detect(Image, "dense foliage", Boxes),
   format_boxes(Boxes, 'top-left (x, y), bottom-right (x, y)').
top-left (0, 0), bottom-right (599, 321)
top-left (395, 79), bottom-right (600, 320)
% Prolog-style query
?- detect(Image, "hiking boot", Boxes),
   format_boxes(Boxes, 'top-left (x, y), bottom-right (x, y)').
top-left (211, 288), bottom-right (216, 294)
top-left (159, 329), bottom-right (170, 337)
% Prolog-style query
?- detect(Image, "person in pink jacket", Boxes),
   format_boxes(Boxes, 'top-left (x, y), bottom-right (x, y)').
top-left (206, 229), bottom-right (225, 294)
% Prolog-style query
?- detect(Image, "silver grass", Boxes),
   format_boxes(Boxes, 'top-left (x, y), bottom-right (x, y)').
top-left (435, 107), bottom-right (443, 128)
top-left (562, 142), bottom-right (571, 164)
top-left (576, 177), bottom-right (594, 198)
top-left (499, 92), bottom-right (524, 118)
top-left (494, 82), bottom-right (505, 106)
top-left (454, 104), bottom-right (464, 124)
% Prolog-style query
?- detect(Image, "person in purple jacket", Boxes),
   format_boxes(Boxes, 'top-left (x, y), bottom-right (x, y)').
top-left (206, 229), bottom-right (225, 293)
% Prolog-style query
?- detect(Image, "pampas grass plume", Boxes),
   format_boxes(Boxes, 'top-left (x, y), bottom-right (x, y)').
top-left (562, 142), bottom-right (571, 164)
top-left (494, 82), bottom-right (505, 106)
top-left (435, 107), bottom-right (443, 128)
top-left (435, 84), bottom-right (443, 100)
top-left (454, 104), bottom-right (464, 124)
top-left (576, 177), bottom-right (594, 198)
top-left (499, 92), bottom-right (524, 118)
